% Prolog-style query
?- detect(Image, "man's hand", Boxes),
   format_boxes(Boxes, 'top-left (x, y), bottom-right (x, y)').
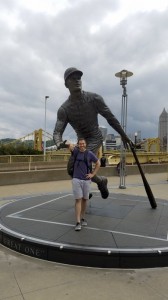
top-left (86, 173), bottom-right (95, 179)
top-left (64, 141), bottom-right (75, 152)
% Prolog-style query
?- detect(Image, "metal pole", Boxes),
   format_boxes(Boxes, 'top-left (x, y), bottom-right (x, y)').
top-left (119, 85), bottom-right (127, 189)
top-left (167, 112), bottom-right (168, 153)
top-left (115, 70), bottom-right (133, 189)
top-left (44, 96), bottom-right (49, 157)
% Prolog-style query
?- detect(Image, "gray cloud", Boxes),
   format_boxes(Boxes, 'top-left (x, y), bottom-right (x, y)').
top-left (0, 0), bottom-right (168, 141)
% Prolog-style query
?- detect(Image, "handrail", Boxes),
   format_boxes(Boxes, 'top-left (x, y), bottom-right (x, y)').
top-left (0, 151), bottom-right (167, 165)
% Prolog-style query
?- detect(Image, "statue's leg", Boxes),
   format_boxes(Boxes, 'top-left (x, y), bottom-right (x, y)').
top-left (91, 174), bottom-right (109, 199)
top-left (91, 146), bottom-right (109, 199)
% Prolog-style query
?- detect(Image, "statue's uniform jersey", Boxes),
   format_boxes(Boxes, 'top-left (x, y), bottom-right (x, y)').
top-left (53, 91), bottom-right (126, 153)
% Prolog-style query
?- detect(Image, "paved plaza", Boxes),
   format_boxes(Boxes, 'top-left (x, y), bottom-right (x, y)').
top-left (0, 173), bottom-right (168, 299)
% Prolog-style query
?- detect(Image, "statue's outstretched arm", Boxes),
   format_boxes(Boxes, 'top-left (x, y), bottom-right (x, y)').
top-left (94, 94), bottom-right (131, 148)
top-left (53, 107), bottom-right (68, 149)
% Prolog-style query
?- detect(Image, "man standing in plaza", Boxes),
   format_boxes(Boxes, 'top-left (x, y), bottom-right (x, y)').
top-left (53, 67), bottom-right (131, 199)
top-left (68, 138), bottom-right (100, 231)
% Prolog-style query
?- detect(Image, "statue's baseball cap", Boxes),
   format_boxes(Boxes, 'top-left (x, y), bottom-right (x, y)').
top-left (64, 67), bottom-right (83, 82)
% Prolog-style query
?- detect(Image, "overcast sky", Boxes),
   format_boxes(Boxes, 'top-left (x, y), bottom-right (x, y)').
top-left (0, 0), bottom-right (168, 142)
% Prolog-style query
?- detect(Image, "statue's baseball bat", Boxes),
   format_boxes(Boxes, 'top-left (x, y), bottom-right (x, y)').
top-left (129, 143), bottom-right (157, 209)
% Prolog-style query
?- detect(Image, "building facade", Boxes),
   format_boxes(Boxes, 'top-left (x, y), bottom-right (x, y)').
top-left (158, 108), bottom-right (168, 151)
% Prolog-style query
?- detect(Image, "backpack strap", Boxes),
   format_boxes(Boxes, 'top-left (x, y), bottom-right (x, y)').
top-left (84, 150), bottom-right (92, 173)
top-left (67, 148), bottom-right (79, 177)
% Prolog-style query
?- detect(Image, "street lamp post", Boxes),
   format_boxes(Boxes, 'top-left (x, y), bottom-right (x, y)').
top-left (44, 96), bottom-right (49, 157)
top-left (167, 113), bottom-right (168, 153)
top-left (115, 69), bottom-right (133, 189)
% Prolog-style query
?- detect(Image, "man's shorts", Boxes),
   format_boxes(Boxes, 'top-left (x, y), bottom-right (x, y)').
top-left (72, 178), bottom-right (91, 200)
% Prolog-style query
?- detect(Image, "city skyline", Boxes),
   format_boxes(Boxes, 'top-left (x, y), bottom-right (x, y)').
top-left (1, 108), bottom-right (167, 148)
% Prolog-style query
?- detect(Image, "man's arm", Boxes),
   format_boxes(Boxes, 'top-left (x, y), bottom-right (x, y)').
top-left (67, 142), bottom-right (75, 152)
top-left (92, 159), bottom-right (100, 177)
top-left (86, 151), bottom-right (100, 179)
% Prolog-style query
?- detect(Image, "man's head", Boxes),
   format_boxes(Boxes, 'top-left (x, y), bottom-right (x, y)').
top-left (64, 67), bottom-right (83, 92)
top-left (77, 138), bottom-right (87, 152)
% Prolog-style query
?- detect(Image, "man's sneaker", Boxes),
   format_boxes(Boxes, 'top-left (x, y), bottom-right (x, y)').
top-left (81, 218), bottom-right (87, 226)
top-left (98, 176), bottom-right (109, 199)
top-left (75, 222), bottom-right (81, 231)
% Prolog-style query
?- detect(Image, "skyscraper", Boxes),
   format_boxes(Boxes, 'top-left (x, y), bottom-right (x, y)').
top-left (99, 126), bottom-right (107, 141)
top-left (158, 108), bottom-right (168, 151)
